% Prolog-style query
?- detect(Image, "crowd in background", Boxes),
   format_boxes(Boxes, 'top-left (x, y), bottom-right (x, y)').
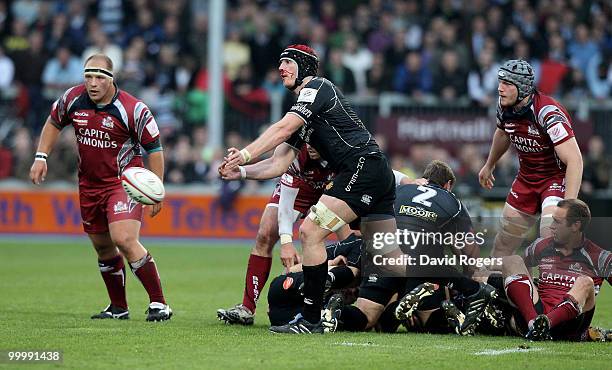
top-left (0, 0), bottom-right (610, 195)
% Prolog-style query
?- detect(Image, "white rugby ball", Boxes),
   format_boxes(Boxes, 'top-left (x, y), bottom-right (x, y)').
top-left (121, 167), bottom-right (165, 205)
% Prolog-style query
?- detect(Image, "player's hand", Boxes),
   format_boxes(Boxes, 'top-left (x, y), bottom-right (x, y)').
top-left (148, 202), bottom-right (163, 217)
top-left (223, 147), bottom-right (245, 170)
top-left (478, 164), bottom-right (495, 190)
top-left (280, 242), bottom-right (301, 273)
top-left (412, 177), bottom-right (428, 186)
top-left (328, 255), bottom-right (347, 266)
top-left (29, 160), bottom-right (47, 185)
top-left (218, 162), bottom-right (242, 180)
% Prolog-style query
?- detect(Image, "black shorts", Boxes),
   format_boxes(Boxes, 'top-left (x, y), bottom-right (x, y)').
top-left (324, 154), bottom-right (395, 217)
top-left (359, 274), bottom-right (407, 306)
top-left (267, 273), bottom-right (304, 326)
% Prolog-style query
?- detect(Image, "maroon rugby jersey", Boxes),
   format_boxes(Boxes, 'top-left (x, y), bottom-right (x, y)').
top-left (497, 92), bottom-right (575, 183)
top-left (524, 237), bottom-right (612, 302)
top-left (49, 84), bottom-right (160, 188)
top-left (280, 145), bottom-right (333, 191)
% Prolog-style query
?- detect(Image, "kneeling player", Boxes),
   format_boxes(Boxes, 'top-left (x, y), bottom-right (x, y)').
top-left (503, 199), bottom-right (611, 341)
top-left (323, 161), bottom-right (497, 334)
top-left (267, 233), bottom-right (362, 326)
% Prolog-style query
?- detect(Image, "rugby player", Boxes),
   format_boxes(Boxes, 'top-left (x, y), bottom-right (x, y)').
top-left (216, 143), bottom-right (348, 325)
top-left (479, 59), bottom-right (583, 257)
top-left (29, 54), bottom-right (172, 321)
top-left (322, 161), bottom-right (497, 335)
top-left (222, 44), bottom-right (402, 334)
top-left (502, 199), bottom-right (611, 341)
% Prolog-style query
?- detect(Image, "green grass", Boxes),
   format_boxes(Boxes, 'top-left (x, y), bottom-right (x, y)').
top-left (0, 241), bottom-right (610, 369)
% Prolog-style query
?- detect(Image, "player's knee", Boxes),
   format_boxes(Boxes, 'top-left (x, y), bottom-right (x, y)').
top-left (575, 275), bottom-right (594, 292)
top-left (255, 224), bottom-right (277, 250)
top-left (501, 255), bottom-right (524, 275)
top-left (111, 232), bottom-right (137, 249)
top-left (306, 201), bottom-right (347, 233)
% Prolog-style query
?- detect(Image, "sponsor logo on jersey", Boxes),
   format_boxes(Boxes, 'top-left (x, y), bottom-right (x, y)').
top-left (114, 201), bottom-right (128, 214)
top-left (74, 111), bottom-right (89, 117)
top-left (548, 182), bottom-right (564, 191)
top-left (101, 116), bottom-right (114, 130)
top-left (146, 117), bottom-right (160, 137)
top-left (74, 118), bottom-right (88, 125)
top-left (325, 181), bottom-right (333, 190)
top-left (569, 262), bottom-right (583, 273)
top-left (345, 157), bottom-right (365, 192)
top-left (527, 124), bottom-right (541, 137)
top-left (77, 127), bottom-right (118, 149)
top-left (398, 205), bottom-right (438, 221)
top-left (368, 274), bottom-right (378, 283)
top-left (547, 123), bottom-right (569, 143)
top-left (361, 194), bottom-right (372, 205)
top-left (539, 264), bottom-right (553, 270)
top-left (283, 277), bottom-right (294, 290)
top-left (291, 103), bottom-right (313, 118)
top-left (510, 135), bottom-right (544, 153)
top-left (281, 173), bottom-right (294, 186)
top-left (541, 258), bottom-right (554, 263)
top-left (297, 88), bottom-right (318, 103)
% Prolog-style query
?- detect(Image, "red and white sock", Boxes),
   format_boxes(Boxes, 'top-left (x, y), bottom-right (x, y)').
top-left (130, 252), bottom-right (166, 304)
top-left (504, 274), bottom-right (537, 323)
top-left (546, 294), bottom-right (581, 328)
top-left (98, 254), bottom-right (127, 309)
top-left (242, 254), bottom-right (272, 313)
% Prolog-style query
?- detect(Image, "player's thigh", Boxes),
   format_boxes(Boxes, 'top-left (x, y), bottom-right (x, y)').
top-left (355, 297), bottom-right (386, 328)
top-left (500, 202), bottom-right (538, 237)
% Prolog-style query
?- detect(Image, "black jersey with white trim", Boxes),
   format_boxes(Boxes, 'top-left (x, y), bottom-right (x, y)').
top-left (285, 77), bottom-right (381, 170)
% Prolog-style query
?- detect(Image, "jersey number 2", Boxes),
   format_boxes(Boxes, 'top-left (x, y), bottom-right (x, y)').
top-left (412, 186), bottom-right (437, 207)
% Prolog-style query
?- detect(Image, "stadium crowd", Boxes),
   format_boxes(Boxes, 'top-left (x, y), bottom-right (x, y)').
top-left (0, 0), bottom-right (610, 195)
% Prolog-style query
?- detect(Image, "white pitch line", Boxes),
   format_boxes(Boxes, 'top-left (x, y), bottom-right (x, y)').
top-left (474, 348), bottom-right (544, 356)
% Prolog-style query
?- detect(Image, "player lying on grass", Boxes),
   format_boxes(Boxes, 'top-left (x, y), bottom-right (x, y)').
top-left (317, 161), bottom-right (498, 335)
top-left (502, 199), bottom-right (611, 341)
top-left (479, 59), bottom-right (583, 257)
top-left (267, 233), bottom-right (363, 327)
top-left (217, 143), bottom-right (351, 325)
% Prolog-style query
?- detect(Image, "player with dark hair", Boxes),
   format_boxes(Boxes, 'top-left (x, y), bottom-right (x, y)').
top-left (322, 161), bottom-right (496, 335)
top-left (221, 44), bottom-right (402, 334)
top-left (29, 54), bottom-right (172, 321)
top-left (479, 59), bottom-right (583, 257)
top-left (502, 199), bottom-right (611, 341)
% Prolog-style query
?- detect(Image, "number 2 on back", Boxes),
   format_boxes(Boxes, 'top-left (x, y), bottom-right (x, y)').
top-left (412, 186), bottom-right (437, 207)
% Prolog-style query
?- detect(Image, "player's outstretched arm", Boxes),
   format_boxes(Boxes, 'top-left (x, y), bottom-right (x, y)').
top-left (554, 137), bottom-right (583, 199)
top-left (221, 143), bottom-right (298, 181)
top-left (479, 128), bottom-right (510, 189)
top-left (29, 117), bottom-right (62, 185)
top-left (224, 113), bottom-right (304, 169)
top-left (278, 183), bottom-right (301, 272)
top-left (147, 151), bottom-right (164, 217)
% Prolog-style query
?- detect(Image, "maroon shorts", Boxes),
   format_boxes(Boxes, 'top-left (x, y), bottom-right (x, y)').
top-left (79, 185), bottom-right (143, 234)
top-left (506, 174), bottom-right (565, 215)
top-left (268, 181), bottom-right (323, 215)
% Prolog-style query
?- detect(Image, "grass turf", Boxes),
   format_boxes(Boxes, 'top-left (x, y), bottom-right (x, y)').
top-left (0, 241), bottom-right (610, 369)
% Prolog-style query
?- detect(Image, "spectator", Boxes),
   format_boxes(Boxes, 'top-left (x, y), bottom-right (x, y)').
top-left (223, 28), bottom-right (250, 81)
top-left (468, 49), bottom-right (499, 107)
top-left (568, 23), bottom-right (598, 74)
top-left (433, 50), bottom-right (467, 102)
top-left (586, 52), bottom-right (611, 99)
top-left (393, 51), bottom-right (432, 98)
top-left (582, 136), bottom-right (611, 194)
top-left (341, 34), bottom-right (373, 95)
top-left (42, 45), bottom-right (82, 98)
top-left (323, 48), bottom-right (356, 95)
top-left (0, 45), bottom-right (15, 90)
top-left (82, 21), bottom-right (123, 72)
top-left (366, 52), bottom-right (392, 96)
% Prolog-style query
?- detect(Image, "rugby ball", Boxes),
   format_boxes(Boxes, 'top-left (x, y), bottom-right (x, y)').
top-left (121, 167), bottom-right (165, 205)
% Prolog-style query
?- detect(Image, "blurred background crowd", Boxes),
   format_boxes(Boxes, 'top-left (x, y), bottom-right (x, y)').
top-left (0, 0), bottom-right (610, 197)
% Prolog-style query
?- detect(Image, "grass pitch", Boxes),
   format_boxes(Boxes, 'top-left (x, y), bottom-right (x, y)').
top-left (0, 240), bottom-right (610, 369)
